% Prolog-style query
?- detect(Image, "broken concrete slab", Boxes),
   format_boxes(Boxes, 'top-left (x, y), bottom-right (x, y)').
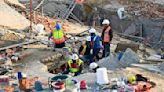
top-left (98, 54), bottom-right (121, 70)
top-left (146, 55), bottom-right (164, 62)
top-left (158, 62), bottom-right (164, 72)
top-left (119, 48), bottom-right (140, 67)
top-left (115, 43), bottom-right (139, 52)
top-left (0, 1), bottom-right (30, 30)
top-left (131, 64), bottom-right (164, 75)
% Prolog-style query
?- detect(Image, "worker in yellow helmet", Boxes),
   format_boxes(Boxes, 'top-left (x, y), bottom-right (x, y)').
top-left (48, 23), bottom-right (65, 50)
top-left (63, 54), bottom-right (83, 76)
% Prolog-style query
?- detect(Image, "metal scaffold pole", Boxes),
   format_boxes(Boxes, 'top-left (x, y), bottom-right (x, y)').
top-left (30, 0), bottom-right (33, 34)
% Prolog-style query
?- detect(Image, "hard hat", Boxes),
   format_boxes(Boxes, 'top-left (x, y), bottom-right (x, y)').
top-left (55, 23), bottom-right (61, 30)
top-left (72, 54), bottom-right (79, 60)
top-left (128, 75), bottom-right (136, 84)
top-left (86, 36), bottom-right (91, 41)
top-left (88, 28), bottom-right (96, 33)
top-left (22, 73), bottom-right (27, 78)
top-left (89, 62), bottom-right (98, 69)
top-left (102, 19), bottom-right (110, 25)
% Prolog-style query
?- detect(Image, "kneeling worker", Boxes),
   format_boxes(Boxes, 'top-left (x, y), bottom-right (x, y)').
top-left (63, 54), bottom-right (83, 76)
top-left (79, 36), bottom-right (92, 62)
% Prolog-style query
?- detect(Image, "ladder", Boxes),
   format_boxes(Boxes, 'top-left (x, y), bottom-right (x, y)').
top-left (62, 0), bottom-right (77, 19)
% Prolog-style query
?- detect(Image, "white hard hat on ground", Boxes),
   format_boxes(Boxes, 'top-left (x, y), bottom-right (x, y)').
top-left (72, 54), bottom-right (79, 60)
top-left (89, 62), bottom-right (98, 69)
top-left (86, 36), bottom-right (91, 41)
top-left (102, 19), bottom-right (110, 25)
top-left (88, 28), bottom-right (96, 33)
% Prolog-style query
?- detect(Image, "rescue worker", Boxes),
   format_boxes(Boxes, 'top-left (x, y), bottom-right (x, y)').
top-left (21, 74), bottom-right (32, 92)
top-left (89, 28), bottom-right (102, 62)
top-left (63, 54), bottom-right (83, 76)
top-left (48, 23), bottom-right (65, 49)
top-left (79, 36), bottom-right (92, 62)
top-left (101, 19), bottom-right (113, 57)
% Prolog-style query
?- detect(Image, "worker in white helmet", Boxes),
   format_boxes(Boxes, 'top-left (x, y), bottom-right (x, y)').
top-left (101, 19), bottom-right (113, 58)
top-left (21, 74), bottom-right (32, 92)
top-left (63, 54), bottom-right (84, 76)
top-left (89, 28), bottom-right (103, 62)
top-left (89, 62), bottom-right (99, 72)
top-left (79, 36), bottom-right (92, 62)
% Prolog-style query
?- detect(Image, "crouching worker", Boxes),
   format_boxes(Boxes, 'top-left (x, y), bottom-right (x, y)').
top-left (63, 54), bottom-right (83, 76)
top-left (48, 23), bottom-right (65, 50)
top-left (79, 36), bottom-right (92, 62)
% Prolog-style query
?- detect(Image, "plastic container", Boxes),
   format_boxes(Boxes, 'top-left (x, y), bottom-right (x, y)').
top-left (96, 68), bottom-right (109, 85)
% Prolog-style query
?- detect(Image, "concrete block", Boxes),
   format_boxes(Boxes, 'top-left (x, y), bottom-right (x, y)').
top-left (120, 48), bottom-right (140, 67)
top-left (115, 43), bottom-right (139, 52)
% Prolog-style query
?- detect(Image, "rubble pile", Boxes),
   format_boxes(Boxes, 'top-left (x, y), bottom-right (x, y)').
top-left (1, 32), bottom-right (24, 41)
top-left (0, 1), bottom-right (30, 30)
top-left (119, 0), bottom-right (164, 18)
top-left (98, 54), bottom-right (121, 70)
top-left (35, 15), bottom-right (88, 34)
top-left (158, 62), bottom-right (164, 71)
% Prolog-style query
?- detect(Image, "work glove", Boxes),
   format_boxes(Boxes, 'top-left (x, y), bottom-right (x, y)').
top-left (79, 55), bottom-right (83, 58)
top-left (90, 49), bottom-right (93, 55)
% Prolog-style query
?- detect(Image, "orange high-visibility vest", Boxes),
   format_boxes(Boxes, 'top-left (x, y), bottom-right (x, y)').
top-left (103, 26), bottom-right (111, 42)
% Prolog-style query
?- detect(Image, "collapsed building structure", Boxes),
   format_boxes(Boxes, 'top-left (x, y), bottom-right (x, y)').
top-left (0, 0), bottom-right (164, 92)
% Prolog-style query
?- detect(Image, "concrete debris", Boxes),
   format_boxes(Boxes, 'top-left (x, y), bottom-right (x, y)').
top-left (5, 0), bottom-right (26, 9)
top-left (35, 15), bottom-right (88, 34)
top-left (147, 55), bottom-right (164, 62)
top-left (120, 48), bottom-right (140, 67)
top-left (119, 0), bottom-right (164, 18)
top-left (0, 1), bottom-right (30, 30)
top-left (98, 54), bottom-right (121, 70)
top-left (115, 43), bottom-right (139, 52)
top-left (1, 32), bottom-right (22, 41)
top-left (158, 62), bottom-right (164, 72)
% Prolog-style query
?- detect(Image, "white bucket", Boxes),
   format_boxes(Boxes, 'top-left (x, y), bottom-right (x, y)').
top-left (96, 68), bottom-right (109, 85)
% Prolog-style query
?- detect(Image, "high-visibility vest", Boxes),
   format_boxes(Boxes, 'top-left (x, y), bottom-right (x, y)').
top-left (52, 29), bottom-right (65, 44)
top-left (103, 26), bottom-right (111, 42)
top-left (68, 59), bottom-right (83, 73)
top-left (81, 45), bottom-right (87, 55)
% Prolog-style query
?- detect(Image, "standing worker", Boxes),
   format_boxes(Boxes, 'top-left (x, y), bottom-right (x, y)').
top-left (89, 28), bottom-right (102, 62)
top-left (63, 54), bottom-right (83, 76)
top-left (48, 23), bottom-right (65, 50)
top-left (101, 19), bottom-right (113, 57)
top-left (79, 36), bottom-right (92, 62)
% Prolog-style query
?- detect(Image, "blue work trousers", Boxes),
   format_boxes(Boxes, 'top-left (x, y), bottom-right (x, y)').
top-left (102, 43), bottom-right (110, 58)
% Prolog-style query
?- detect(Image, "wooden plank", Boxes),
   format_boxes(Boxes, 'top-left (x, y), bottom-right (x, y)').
top-left (0, 40), bottom-right (38, 51)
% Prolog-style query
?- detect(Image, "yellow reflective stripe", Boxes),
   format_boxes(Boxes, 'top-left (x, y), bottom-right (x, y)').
top-left (81, 45), bottom-right (87, 55)
top-left (67, 60), bottom-right (83, 73)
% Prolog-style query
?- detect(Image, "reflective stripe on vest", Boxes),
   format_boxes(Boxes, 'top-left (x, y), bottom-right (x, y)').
top-left (103, 27), bottom-right (111, 42)
top-left (68, 60), bottom-right (83, 73)
top-left (81, 45), bottom-right (87, 55)
top-left (53, 29), bottom-right (65, 44)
